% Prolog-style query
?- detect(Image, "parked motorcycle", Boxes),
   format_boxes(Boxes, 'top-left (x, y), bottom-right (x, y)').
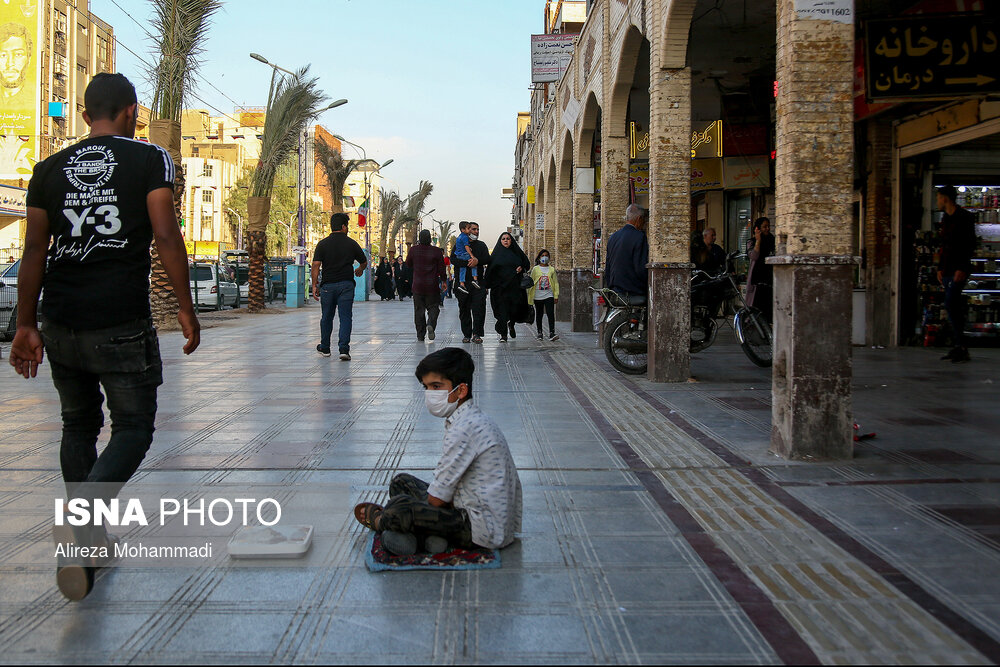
top-left (594, 253), bottom-right (772, 375)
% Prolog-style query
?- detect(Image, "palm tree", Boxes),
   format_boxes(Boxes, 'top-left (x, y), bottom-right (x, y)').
top-left (434, 219), bottom-right (454, 249)
top-left (314, 140), bottom-right (366, 214)
top-left (246, 66), bottom-right (327, 312)
top-left (388, 181), bottom-right (433, 254)
top-left (146, 0), bottom-right (222, 329)
top-left (376, 187), bottom-right (400, 259)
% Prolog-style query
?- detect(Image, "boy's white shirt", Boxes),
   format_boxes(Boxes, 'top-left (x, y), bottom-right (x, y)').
top-left (427, 401), bottom-right (523, 549)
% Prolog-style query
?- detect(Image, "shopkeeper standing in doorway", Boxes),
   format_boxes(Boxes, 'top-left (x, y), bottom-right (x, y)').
top-left (936, 185), bottom-right (977, 364)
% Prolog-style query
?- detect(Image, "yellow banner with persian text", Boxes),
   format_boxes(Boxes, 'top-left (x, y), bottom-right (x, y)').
top-left (0, 0), bottom-right (40, 179)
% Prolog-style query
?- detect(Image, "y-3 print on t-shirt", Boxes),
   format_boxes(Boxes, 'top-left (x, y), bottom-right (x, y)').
top-left (26, 136), bottom-right (174, 330)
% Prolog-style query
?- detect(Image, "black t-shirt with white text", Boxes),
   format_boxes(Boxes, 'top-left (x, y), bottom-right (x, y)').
top-left (312, 233), bottom-right (367, 285)
top-left (26, 136), bottom-right (174, 329)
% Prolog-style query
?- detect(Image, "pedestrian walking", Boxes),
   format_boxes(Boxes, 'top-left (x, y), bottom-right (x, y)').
top-left (374, 257), bottom-right (394, 300)
top-left (745, 217), bottom-right (775, 322)
top-left (528, 249), bottom-right (560, 341)
top-left (406, 229), bottom-right (447, 342)
top-left (353, 347), bottom-right (522, 555)
top-left (485, 232), bottom-right (530, 343)
top-left (936, 185), bottom-right (976, 363)
top-left (452, 221), bottom-right (490, 343)
top-left (394, 255), bottom-right (411, 300)
top-left (9, 73), bottom-right (201, 600)
top-left (311, 212), bottom-right (367, 361)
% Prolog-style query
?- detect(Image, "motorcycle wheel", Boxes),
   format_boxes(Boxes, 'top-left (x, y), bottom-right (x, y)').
top-left (735, 307), bottom-right (773, 368)
top-left (603, 311), bottom-right (648, 375)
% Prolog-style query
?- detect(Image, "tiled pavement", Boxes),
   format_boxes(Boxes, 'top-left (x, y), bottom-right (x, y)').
top-left (0, 298), bottom-right (998, 664)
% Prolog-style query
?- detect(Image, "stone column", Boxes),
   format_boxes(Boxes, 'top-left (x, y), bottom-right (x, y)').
top-left (571, 190), bottom-right (597, 331)
top-left (771, 0), bottom-right (856, 460)
top-left (646, 66), bottom-right (693, 383)
top-left (600, 133), bottom-right (629, 259)
top-left (865, 118), bottom-right (893, 347)
top-left (555, 184), bottom-right (574, 321)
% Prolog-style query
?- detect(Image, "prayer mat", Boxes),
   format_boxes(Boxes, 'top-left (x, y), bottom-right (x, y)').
top-left (364, 532), bottom-right (501, 572)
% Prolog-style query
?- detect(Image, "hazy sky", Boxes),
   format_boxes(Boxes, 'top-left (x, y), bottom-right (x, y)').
top-left (91, 0), bottom-right (542, 244)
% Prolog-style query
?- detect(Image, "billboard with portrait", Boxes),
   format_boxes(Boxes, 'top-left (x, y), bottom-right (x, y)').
top-left (0, 0), bottom-right (40, 179)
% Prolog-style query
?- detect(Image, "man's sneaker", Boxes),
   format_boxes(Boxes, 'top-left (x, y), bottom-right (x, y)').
top-left (427, 325), bottom-right (435, 341)
top-left (316, 345), bottom-right (331, 357)
top-left (424, 536), bottom-right (449, 554)
top-left (339, 352), bottom-right (351, 361)
top-left (509, 323), bottom-right (517, 339)
top-left (536, 332), bottom-right (544, 340)
top-left (549, 333), bottom-right (560, 341)
top-left (417, 336), bottom-right (424, 342)
top-left (462, 337), bottom-right (471, 343)
top-left (499, 336), bottom-right (507, 343)
top-left (469, 280), bottom-right (482, 291)
top-left (456, 284), bottom-right (469, 295)
top-left (473, 336), bottom-right (483, 344)
top-left (951, 348), bottom-right (971, 363)
top-left (381, 530), bottom-right (417, 556)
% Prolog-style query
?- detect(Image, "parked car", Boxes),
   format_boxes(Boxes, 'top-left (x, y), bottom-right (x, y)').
top-left (0, 260), bottom-right (19, 311)
top-left (189, 261), bottom-right (238, 311)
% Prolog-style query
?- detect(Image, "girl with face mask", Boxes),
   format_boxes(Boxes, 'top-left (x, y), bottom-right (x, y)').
top-left (527, 249), bottom-right (559, 341)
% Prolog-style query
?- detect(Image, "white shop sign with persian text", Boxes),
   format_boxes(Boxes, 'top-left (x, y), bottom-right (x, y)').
top-left (794, 0), bottom-right (853, 24)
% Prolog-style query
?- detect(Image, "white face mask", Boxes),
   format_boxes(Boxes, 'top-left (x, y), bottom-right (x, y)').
top-left (425, 385), bottom-right (462, 418)
top-left (469, 234), bottom-right (478, 241)
top-left (540, 256), bottom-right (549, 264)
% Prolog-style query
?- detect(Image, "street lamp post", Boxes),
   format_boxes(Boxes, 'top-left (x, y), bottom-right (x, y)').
top-left (226, 207), bottom-right (243, 250)
top-left (297, 99), bottom-right (347, 266)
top-left (249, 52), bottom-right (347, 270)
top-left (332, 134), bottom-right (393, 296)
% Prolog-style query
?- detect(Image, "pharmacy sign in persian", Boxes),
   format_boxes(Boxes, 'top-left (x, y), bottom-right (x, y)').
top-left (865, 15), bottom-right (999, 100)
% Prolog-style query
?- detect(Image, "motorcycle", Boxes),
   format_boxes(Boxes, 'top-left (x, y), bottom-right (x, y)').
top-left (593, 253), bottom-right (773, 375)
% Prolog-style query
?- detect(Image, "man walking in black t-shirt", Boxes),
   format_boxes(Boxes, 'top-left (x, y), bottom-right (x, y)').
top-left (311, 212), bottom-right (367, 360)
top-left (10, 73), bottom-right (200, 600)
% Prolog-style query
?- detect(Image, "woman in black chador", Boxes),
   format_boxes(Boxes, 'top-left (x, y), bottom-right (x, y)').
top-left (484, 232), bottom-right (531, 342)
top-left (374, 257), bottom-right (394, 300)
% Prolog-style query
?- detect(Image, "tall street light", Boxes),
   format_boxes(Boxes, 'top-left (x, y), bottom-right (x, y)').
top-left (297, 99), bottom-right (348, 265)
top-left (250, 53), bottom-right (348, 266)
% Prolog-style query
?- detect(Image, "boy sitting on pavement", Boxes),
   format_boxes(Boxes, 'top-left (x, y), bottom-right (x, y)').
top-left (353, 347), bottom-right (522, 555)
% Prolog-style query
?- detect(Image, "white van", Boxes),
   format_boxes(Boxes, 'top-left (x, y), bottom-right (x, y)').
top-left (189, 262), bottom-right (238, 310)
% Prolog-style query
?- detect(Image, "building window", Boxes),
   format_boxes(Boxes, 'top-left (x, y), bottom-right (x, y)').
top-left (97, 37), bottom-right (109, 64)
top-left (201, 212), bottom-right (213, 239)
top-left (202, 189), bottom-right (213, 204)
top-left (202, 163), bottom-right (213, 178)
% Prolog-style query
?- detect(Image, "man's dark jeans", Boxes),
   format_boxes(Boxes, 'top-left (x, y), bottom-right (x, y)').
top-left (40, 318), bottom-right (162, 500)
top-left (456, 284), bottom-right (487, 339)
top-left (943, 276), bottom-right (968, 348)
top-left (412, 293), bottom-right (440, 340)
top-left (320, 280), bottom-right (355, 354)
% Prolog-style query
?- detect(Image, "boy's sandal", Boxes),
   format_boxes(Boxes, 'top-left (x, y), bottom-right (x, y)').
top-left (353, 503), bottom-right (383, 530)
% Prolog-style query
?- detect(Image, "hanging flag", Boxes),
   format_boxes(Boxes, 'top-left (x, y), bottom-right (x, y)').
top-left (357, 198), bottom-right (369, 228)
top-left (342, 195), bottom-right (356, 209)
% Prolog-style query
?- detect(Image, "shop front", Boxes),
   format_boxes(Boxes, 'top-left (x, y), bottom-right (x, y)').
top-left (895, 107), bottom-right (1000, 347)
